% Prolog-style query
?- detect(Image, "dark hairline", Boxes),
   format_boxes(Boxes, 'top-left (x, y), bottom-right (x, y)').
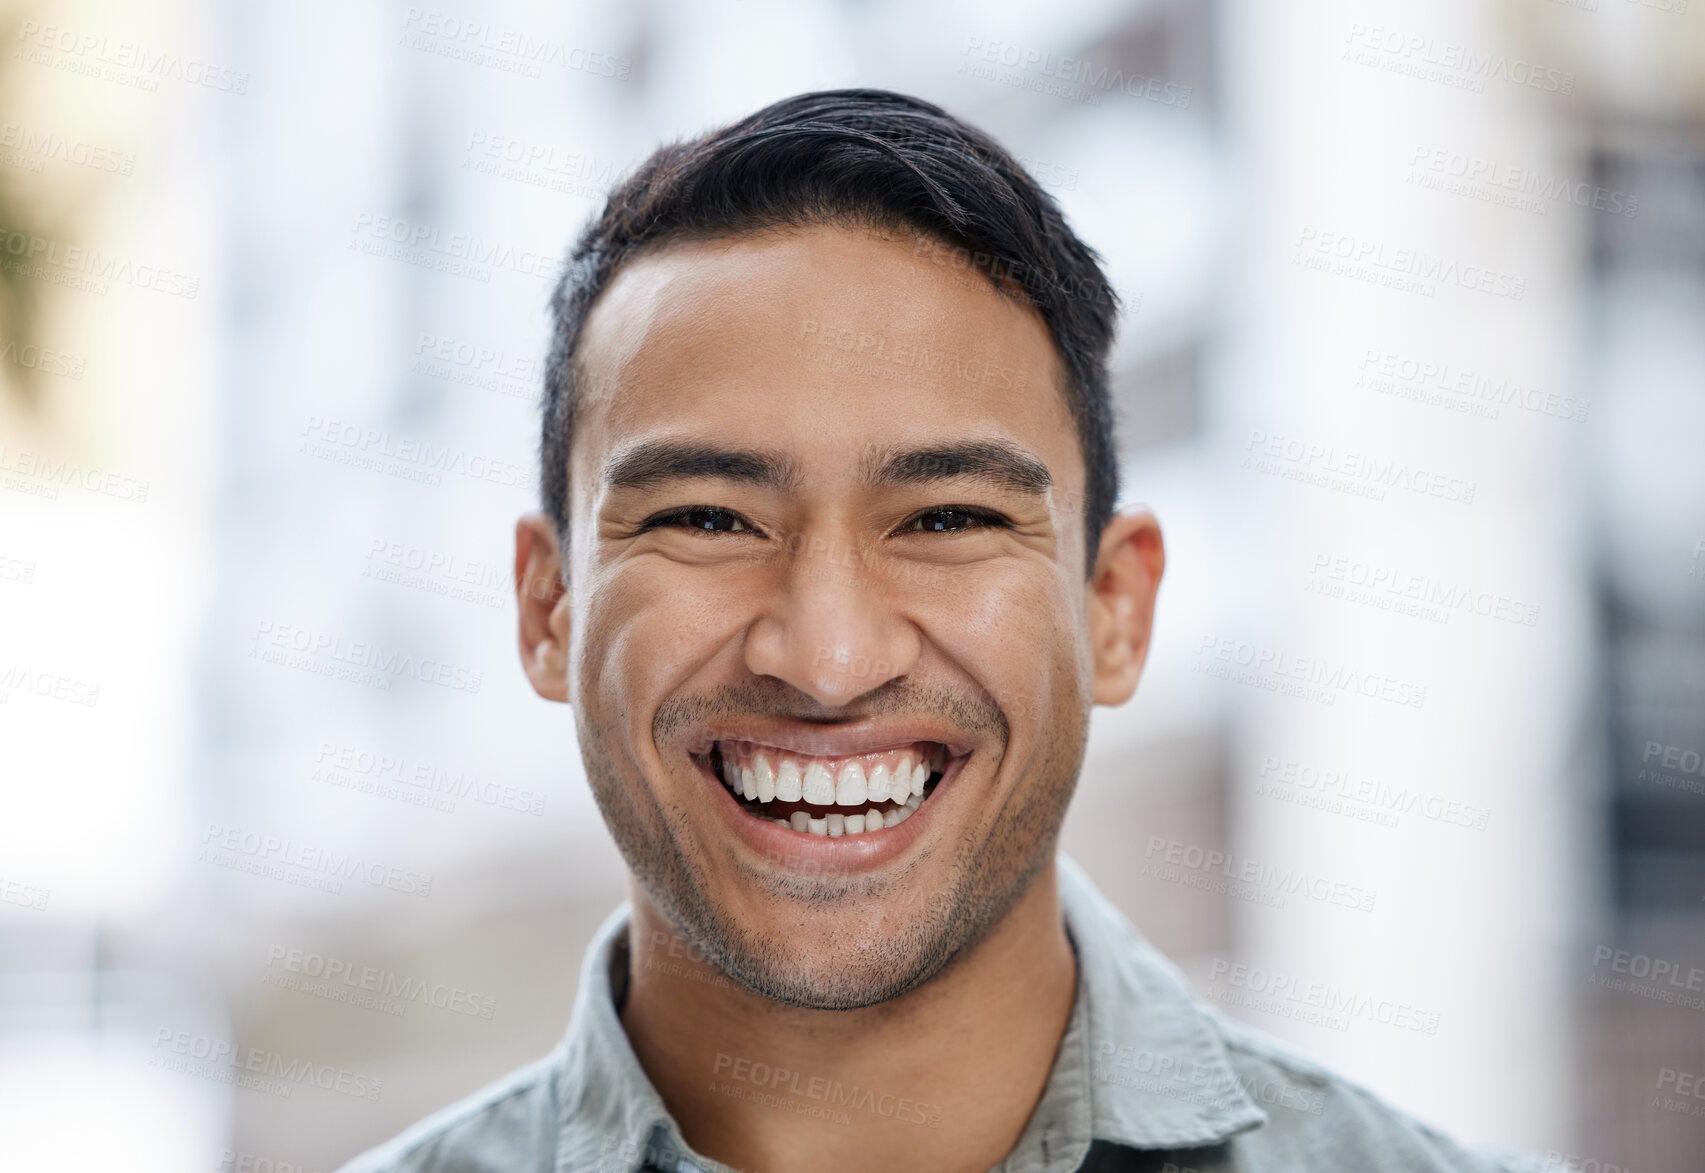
top-left (538, 89), bottom-right (1122, 580)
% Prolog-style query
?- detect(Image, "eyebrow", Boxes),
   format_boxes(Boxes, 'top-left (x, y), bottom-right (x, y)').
top-left (604, 441), bottom-right (803, 493)
top-left (603, 438), bottom-right (1052, 497)
top-left (859, 440), bottom-right (1052, 495)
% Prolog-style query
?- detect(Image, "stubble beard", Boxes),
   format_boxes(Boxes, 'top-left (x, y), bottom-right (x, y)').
top-left (575, 677), bottom-right (1087, 1010)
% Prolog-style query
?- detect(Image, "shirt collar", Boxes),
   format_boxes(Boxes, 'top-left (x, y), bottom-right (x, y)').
top-left (553, 855), bottom-right (1266, 1172)
top-left (1013, 854), bottom-right (1267, 1167)
top-left (552, 902), bottom-right (717, 1173)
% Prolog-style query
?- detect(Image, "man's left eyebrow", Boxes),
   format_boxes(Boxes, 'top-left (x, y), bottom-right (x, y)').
top-left (861, 441), bottom-right (1053, 495)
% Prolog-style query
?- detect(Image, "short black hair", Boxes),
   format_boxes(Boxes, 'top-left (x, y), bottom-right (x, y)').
top-left (539, 88), bottom-right (1122, 576)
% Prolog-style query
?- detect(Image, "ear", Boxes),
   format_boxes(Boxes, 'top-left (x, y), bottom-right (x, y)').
top-left (515, 512), bottom-right (571, 703)
top-left (1087, 508), bottom-right (1165, 706)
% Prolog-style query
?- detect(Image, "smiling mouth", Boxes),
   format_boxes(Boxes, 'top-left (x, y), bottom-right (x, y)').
top-left (703, 739), bottom-right (951, 837)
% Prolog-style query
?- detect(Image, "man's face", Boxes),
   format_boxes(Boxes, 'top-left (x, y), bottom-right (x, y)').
top-left (554, 225), bottom-right (1108, 1008)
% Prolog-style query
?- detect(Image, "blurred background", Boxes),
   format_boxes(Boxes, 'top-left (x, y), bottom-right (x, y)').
top-left (2, 0), bottom-right (1702, 1168)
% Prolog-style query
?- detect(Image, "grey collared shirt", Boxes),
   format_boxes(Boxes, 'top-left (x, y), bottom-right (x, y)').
top-left (338, 856), bottom-right (1542, 1172)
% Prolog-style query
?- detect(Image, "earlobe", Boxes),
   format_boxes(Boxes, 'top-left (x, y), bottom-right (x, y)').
top-left (1087, 508), bottom-right (1165, 706)
top-left (515, 513), bottom-right (572, 703)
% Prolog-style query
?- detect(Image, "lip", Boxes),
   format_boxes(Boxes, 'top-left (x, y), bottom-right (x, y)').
top-left (691, 737), bottom-right (969, 873)
top-left (686, 715), bottom-right (975, 761)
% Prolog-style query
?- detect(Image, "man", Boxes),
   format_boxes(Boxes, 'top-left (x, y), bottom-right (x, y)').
top-left (341, 90), bottom-right (1538, 1173)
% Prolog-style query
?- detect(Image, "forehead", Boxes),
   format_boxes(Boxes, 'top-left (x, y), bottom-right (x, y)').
top-left (569, 224), bottom-right (1081, 504)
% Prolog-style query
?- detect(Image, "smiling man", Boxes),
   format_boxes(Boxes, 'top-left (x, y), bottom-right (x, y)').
top-left (341, 90), bottom-right (1538, 1173)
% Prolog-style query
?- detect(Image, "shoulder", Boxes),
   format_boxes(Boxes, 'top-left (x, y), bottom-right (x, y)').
top-left (1203, 1009), bottom-right (1548, 1173)
top-left (334, 1053), bottom-right (562, 1173)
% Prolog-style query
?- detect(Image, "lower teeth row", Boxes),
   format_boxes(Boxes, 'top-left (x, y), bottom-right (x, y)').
top-left (757, 794), bottom-right (925, 837)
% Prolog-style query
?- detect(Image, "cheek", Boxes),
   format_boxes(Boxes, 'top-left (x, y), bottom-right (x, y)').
top-left (914, 565), bottom-right (1081, 718)
top-left (573, 561), bottom-right (757, 711)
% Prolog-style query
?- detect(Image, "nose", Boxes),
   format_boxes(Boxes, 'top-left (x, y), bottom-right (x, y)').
top-left (742, 535), bottom-right (922, 707)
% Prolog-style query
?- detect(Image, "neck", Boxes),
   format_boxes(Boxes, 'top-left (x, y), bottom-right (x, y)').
top-left (619, 865), bottom-right (1077, 1173)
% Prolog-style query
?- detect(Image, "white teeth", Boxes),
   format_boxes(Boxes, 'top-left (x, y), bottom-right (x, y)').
top-left (802, 762), bottom-right (835, 805)
top-left (866, 763), bottom-right (891, 803)
top-left (835, 761), bottom-right (867, 807)
top-left (718, 745), bottom-right (938, 834)
top-left (775, 759), bottom-right (803, 803)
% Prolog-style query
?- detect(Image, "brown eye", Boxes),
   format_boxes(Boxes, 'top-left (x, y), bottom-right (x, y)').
top-left (903, 508), bottom-right (1005, 534)
top-left (645, 507), bottom-right (755, 534)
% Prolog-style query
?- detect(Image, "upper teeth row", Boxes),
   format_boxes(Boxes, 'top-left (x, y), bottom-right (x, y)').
top-left (719, 754), bottom-right (930, 806)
